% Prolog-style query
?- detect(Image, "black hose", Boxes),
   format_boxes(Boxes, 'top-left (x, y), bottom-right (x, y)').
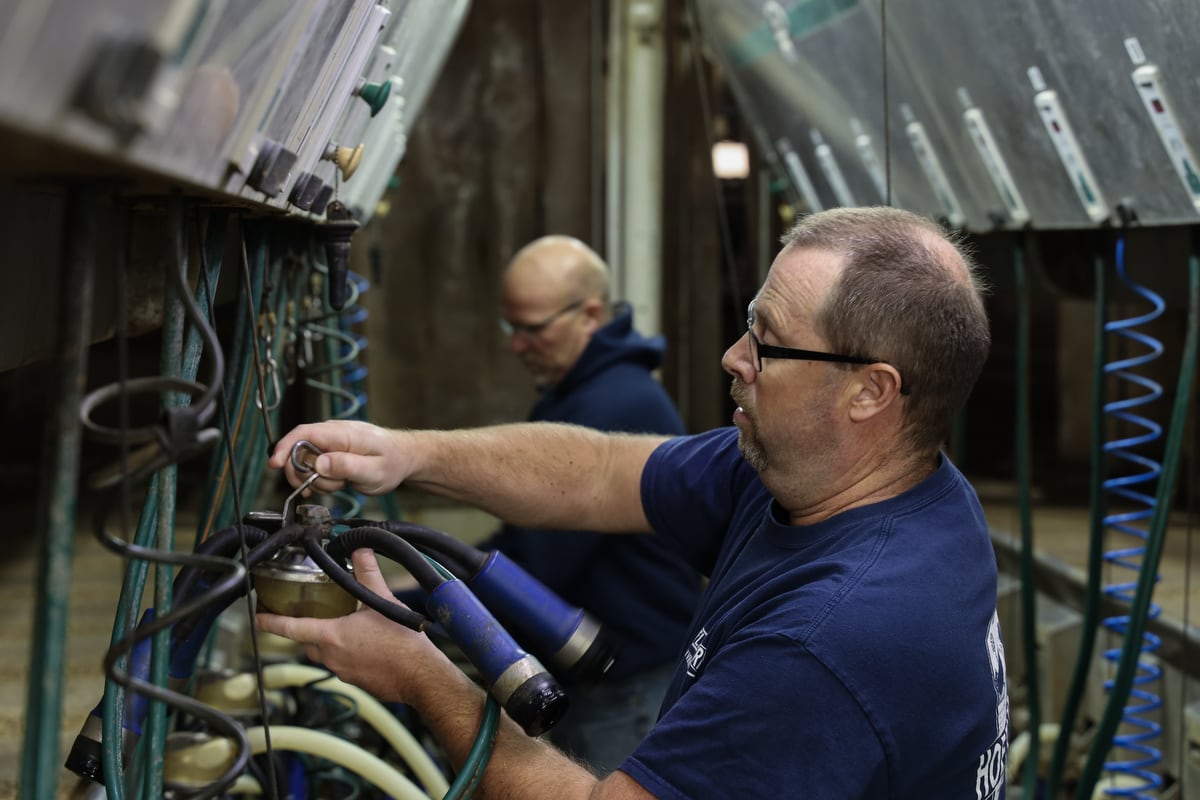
top-left (171, 524), bottom-right (270, 605)
top-left (170, 524), bottom-right (306, 647)
top-left (325, 526), bottom-right (448, 591)
top-left (301, 528), bottom-right (430, 631)
top-left (337, 518), bottom-right (488, 575)
top-left (92, 493), bottom-right (251, 800)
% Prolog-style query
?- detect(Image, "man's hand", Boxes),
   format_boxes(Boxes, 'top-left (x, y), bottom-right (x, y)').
top-left (255, 549), bottom-right (450, 703)
top-left (269, 420), bottom-right (413, 496)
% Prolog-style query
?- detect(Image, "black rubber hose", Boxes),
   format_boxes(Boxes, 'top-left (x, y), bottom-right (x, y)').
top-left (337, 517), bottom-right (488, 575)
top-left (301, 528), bottom-right (430, 631)
top-left (171, 524), bottom-right (306, 646)
top-left (325, 526), bottom-right (448, 592)
top-left (172, 524), bottom-right (270, 606)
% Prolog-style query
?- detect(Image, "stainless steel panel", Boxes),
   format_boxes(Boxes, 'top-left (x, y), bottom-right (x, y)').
top-left (697, 0), bottom-right (990, 228)
top-left (0, 0), bottom-right (326, 202)
top-left (152, 0), bottom-right (316, 189)
top-left (261, 1), bottom-right (390, 209)
top-left (341, 0), bottom-right (473, 223)
top-left (0, 0), bottom-right (456, 221)
top-left (698, 0), bottom-right (880, 213)
top-left (888, 1), bottom-right (1092, 228)
top-left (0, 0), bottom-right (174, 131)
top-left (698, 0), bottom-right (1200, 230)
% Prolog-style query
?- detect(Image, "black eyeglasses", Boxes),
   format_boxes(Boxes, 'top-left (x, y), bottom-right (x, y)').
top-left (746, 301), bottom-right (909, 394)
top-left (499, 299), bottom-right (584, 338)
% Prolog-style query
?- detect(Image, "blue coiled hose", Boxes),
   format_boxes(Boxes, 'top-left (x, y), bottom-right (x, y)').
top-left (339, 270), bottom-right (371, 416)
top-left (1098, 234), bottom-right (1164, 797)
top-left (331, 267), bottom-right (403, 521)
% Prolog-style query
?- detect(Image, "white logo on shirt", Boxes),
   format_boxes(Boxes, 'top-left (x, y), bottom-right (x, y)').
top-left (685, 628), bottom-right (708, 677)
top-left (975, 611), bottom-right (1009, 800)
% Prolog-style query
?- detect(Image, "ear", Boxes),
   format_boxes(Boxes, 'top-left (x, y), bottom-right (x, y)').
top-left (847, 364), bottom-right (904, 423)
top-left (580, 298), bottom-right (606, 333)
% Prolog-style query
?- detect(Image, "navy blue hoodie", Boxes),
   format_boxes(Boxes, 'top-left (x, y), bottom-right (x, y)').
top-left (481, 305), bottom-right (703, 681)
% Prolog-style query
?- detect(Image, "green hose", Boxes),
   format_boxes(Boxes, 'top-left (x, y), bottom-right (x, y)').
top-left (20, 187), bottom-right (98, 800)
top-left (1014, 241), bottom-right (1042, 796)
top-left (101, 476), bottom-right (158, 800)
top-left (102, 199), bottom-right (219, 798)
top-left (1045, 249), bottom-right (1110, 798)
top-left (196, 221), bottom-right (267, 538)
top-left (142, 199), bottom-right (189, 799)
top-left (443, 697), bottom-right (501, 800)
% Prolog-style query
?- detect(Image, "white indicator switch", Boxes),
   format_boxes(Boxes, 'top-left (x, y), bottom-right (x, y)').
top-left (963, 108), bottom-right (1030, 226)
top-left (776, 138), bottom-right (824, 212)
top-left (811, 130), bottom-right (856, 208)
top-left (855, 135), bottom-right (888, 202)
top-left (1132, 64), bottom-right (1200, 215)
top-left (905, 120), bottom-right (965, 228)
top-left (1033, 90), bottom-right (1109, 223)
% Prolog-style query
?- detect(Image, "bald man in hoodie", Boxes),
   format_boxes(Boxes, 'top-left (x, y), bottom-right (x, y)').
top-left (484, 236), bottom-right (702, 773)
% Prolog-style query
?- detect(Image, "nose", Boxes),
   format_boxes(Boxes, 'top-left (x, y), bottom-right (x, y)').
top-left (508, 332), bottom-right (534, 355)
top-left (721, 332), bottom-right (756, 382)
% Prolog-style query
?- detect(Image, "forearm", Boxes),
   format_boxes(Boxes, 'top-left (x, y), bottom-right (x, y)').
top-left (399, 422), bottom-right (664, 532)
top-left (256, 549), bottom-right (657, 799)
top-left (271, 419), bottom-right (665, 531)
top-left (412, 667), bottom-right (601, 800)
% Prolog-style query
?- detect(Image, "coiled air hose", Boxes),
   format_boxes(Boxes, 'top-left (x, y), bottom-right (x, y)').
top-left (1093, 233), bottom-right (1166, 796)
top-left (1073, 244), bottom-right (1199, 799)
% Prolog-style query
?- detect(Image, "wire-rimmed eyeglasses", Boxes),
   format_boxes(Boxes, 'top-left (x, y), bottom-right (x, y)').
top-left (499, 299), bottom-right (585, 338)
top-left (746, 300), bottom-right (909, 394)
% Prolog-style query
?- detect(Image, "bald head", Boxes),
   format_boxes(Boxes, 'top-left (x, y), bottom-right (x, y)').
top-left (500, 236), bottom-right (614, 389)
top-left (503, 236), bottom-right (611, 313)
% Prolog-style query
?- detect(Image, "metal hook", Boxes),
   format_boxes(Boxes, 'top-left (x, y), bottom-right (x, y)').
top-left (291, 440), bottom-right (323, 474)
top-left (281, 473), bottom-right (321, 526)
top-left (281, 440), bottom-right (325, 525)
top-left (255, 352), bottom-right (283, 412)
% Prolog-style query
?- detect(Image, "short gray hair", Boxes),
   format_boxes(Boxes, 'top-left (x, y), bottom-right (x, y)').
top-left (782, 207), bottom-right (991, 452)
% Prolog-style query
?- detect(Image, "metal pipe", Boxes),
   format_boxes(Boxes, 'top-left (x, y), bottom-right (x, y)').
top-left (141, 193), bottom-right (190, 800)
top-left (616, 0), bottom-right (666, 338)
top-left (605, 0), bottom-right (626, 282)
top-left (21, 185), bottom-right (99, 800)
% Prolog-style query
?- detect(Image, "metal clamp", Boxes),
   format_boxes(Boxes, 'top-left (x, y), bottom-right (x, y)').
top-left (280, 440), bottom-right (325, 525)
top-left (290, 440), bottom-right (323, 474)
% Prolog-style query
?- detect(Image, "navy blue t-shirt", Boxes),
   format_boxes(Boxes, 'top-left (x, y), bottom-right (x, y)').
top-left (622, 428), bottom-right (1009, 799)
top-left (481, 307), bottom-right (702, 680)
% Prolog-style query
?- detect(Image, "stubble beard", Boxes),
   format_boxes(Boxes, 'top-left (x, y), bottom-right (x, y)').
top-left (738, 429), bottom-right (769, 472)
top-left (731, 381), bottom-right (769, 472)
top-left (522, 356), bottom-right (557, 390)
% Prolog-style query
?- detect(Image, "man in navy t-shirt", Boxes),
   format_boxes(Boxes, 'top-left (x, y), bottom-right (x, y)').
top-left (262, 206), bottom-right (1006, 799)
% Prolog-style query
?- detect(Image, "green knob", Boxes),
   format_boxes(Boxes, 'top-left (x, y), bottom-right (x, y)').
top-left (358, 80), bottom-right (391, 117)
